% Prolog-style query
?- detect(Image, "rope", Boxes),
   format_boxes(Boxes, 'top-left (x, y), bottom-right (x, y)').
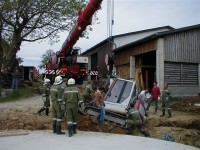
top-left (161, 132), bottom-right (175, 142)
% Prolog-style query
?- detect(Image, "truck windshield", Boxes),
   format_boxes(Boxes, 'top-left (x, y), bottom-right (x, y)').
top-left (105, 79), bottom-right (133, 104)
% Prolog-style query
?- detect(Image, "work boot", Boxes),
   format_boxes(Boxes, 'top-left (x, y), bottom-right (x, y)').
top-left (37, 107), bottom-right (45, 116)
top-left (56, 125), bottom-right (65, 135)
top-left (53, 122), bottom-right (57, 134)
top-left (68, 125), bottom-right (73, 137)
top-left (139, 126), bottom-right (150, 137)
top-left (167, 109), bottom-right (172, 118)
top-left (160, 109), bottom-right (165, 117)
top-left (45, 108), bottom-right (49, 116)
top-left (126, 127), bottom-right (133, 135)
top-left (73, 124), bottom-right (77, 134)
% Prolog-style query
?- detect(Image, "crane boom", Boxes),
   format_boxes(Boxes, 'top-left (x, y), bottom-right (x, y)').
top-left (45, 0), bottom-right (103, 84)
top-left (59, 0), bottom-right (103, 56)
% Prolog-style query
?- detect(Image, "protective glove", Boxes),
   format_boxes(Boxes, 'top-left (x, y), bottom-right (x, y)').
top-left (78, 100), bottom-right (84, 111)
top-left (42, 97), bottom-right (46, 102)
top-left (59, 102), bottom-right (65, 110)
top-left (78, 100), bottom-right (84, 105)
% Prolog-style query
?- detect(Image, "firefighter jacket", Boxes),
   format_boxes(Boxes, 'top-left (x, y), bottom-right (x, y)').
top-left (126, 108), bottom-right (143, 126)
top-left (43, 85), bottom-right (51, 97)
top-left (60, 82), bottom-right (67, 91)
top-left (84, 84), bottom-right (93, 96)
top-left (62, 86), bottom-right (81, 106)
top-left (50, 84), bottom-right (64, 102)
top-left (42, 85), bottom-right (51, 107)
top-left (161, 90), bottom-right (172, 102)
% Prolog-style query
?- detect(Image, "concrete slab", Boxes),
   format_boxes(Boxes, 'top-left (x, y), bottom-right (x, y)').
top-left (0, 130), bottom-right (199, 150)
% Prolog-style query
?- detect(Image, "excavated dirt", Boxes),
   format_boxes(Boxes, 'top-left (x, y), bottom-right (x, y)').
top-left (0, 94), bottom-right (200, 148)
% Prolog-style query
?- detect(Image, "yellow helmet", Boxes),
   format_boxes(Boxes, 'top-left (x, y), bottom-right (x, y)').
top-left (68, 78), bottom-right (75, 85)
top-left (54, 76), bottom-right (63, 85)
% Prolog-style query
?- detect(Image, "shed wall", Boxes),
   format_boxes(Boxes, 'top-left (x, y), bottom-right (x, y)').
top-left (164, 28), bottom-right (200, 63)
top-left (115, 40), bottom-right (157, 66)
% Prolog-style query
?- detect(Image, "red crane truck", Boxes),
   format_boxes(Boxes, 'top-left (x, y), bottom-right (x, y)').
top-left (45, 0), bottom-right (103, 84)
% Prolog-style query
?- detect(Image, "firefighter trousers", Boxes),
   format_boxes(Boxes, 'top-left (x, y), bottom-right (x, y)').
top-left (52, 100), bottom-right (63, 126)
top-left (66, 103), bottom-right (78, 125)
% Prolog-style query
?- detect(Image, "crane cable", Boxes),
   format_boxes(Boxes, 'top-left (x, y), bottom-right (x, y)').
top-left (106, 0), bottom-right (115, 76)
top-left (107, 0), bottom-right (114, 42)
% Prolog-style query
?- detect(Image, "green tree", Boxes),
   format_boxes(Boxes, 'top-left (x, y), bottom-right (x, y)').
top-left (0, 0), bottom-right (89, 69)
top-left (39, 49), bottom-right (53, 69)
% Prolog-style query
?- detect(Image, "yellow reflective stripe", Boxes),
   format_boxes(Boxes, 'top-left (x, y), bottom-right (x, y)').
top-left (64, 90), bottom-right (78, 93)
top-left (67, 122), bottom-right (73, 125)
top-left (50, 89), bottom-right (58, 92)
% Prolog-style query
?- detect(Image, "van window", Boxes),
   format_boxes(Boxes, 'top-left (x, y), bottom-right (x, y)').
top-left (105, 79), bottom-right (133, 104)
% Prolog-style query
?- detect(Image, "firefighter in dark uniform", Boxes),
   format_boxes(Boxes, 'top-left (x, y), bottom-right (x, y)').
top-left (37, 78), bottom-right (51, 116)
top-left (160, 83), bottom-right (173, 118)
top-left (62, 78), bottom-right (82, 137)
top-left (126, 103), bottom-right (149, 137)
top-left (82, 80), bottom-right (94, 103)
top-left (59, 78), bottom-right (67, 119)
top-left (50, 76), bottom-right (65, 134)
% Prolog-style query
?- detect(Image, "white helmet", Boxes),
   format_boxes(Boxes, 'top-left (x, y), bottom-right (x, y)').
top-left (54, 76), bottom-right (63, 85)
top-left (43, 78), bottom-right (50, 85)
top-left (68, 78), bottom-right (75, 85)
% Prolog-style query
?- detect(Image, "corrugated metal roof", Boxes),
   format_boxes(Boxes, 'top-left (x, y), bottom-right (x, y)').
top-left (81, 26), bottom-right (174, 55)
top-left (114, 24), bottom-right (200, 52)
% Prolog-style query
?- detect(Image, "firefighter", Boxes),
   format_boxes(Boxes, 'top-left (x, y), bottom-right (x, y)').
top-left (62, 78), bottom-right (82, 137)
top-left (126, 103), bottom-right (149, 137)
top-left (160, 83), bottom-right (173, 118)
top-left (50, 76), bottom-right (65, 134)
top-left (82, 80), bottom-right (94, 103)
top-left (59, 78), bottom-right (68, 119)
top-left (37, 78), bottom-right (51, 116)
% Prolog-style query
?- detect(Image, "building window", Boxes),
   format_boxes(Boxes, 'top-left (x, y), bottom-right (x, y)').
top-left (164, 62), bottom-right (198, 85)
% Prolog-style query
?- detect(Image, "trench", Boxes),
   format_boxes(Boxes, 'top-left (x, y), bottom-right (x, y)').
top-left (154, 120), bottom-right (200, 130)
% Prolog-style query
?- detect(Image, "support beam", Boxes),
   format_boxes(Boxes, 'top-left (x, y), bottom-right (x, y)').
top-left (156, 38), bottom-right (164, 90)
top-left (130, 56), bottom-right (135, 79)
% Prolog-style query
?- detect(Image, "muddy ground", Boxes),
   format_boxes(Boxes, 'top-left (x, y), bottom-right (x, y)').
top-left (0, 93), bottom-right (200, 148)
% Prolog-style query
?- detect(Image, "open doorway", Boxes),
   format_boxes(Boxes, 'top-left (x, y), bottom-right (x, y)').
top-left (135, 51), bottom-right (156, 91)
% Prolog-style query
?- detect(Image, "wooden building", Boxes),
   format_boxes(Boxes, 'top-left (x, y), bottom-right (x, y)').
top-left (83, 24), bottom-right (200, 96)
top-left (114, 24), bottom-right (200, 96)
top-left (82, 26), bottom-right (173, 79)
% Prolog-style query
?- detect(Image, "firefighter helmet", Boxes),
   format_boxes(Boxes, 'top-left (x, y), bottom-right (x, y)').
top-left (54, 76), bottom-right (63, 85)
top-left (43, 78), bottom-right (51, 85)
top-left (68, 78), bottom-right (75, 85)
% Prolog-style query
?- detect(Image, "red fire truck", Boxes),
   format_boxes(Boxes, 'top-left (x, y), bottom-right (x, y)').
top-left (45, 0), bottom-right (103, 84)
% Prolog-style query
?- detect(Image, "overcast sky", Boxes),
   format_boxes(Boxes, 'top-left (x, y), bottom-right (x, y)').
top-left (18, 0), bottom-right (200, 72)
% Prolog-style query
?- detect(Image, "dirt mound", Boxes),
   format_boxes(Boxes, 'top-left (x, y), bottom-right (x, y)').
top-left (0, 95), bottom-right (200, 148)
top-left (171, 96), bottom-right (200, 114)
